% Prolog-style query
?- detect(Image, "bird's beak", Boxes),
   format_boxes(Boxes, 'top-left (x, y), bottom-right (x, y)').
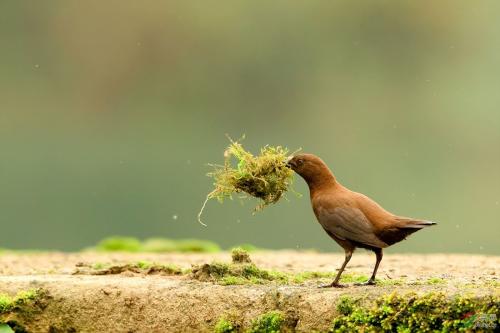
top-left (286, 155), bottom-right (294, 169)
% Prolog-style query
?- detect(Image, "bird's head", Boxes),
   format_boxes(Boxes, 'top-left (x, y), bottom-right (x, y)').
top-left (286, 153), bottom-right (335, 187)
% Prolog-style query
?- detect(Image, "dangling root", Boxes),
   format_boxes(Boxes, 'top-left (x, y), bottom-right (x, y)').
top-left (197, 194), bottom-right (211, 227)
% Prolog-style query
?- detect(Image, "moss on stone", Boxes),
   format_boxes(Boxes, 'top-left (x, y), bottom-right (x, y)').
top-left (0, 290), bottom-right (39, 315)
top-left (231, 248), bottom-right (252, 264)
top-left (376, 277), bottom-right (406, 286)
top-left (248, 311), bottom-right (284, 333)
top-left (214, 311), bottom-right (286, 333)
top-left (339, 273), bottom-right (370, 284)
top-left (191, 261), bottom-right (288, 285)
top-left (214, 317), bottom-right (237, 333)
top-left (192, 250), bottom-right (380, 286)
top-left (91, 262), bottom-right (106, 270)
top-left (331, 292), bottom-right (500, 332)
top-left (426, 277), bottom-right (447, 285)
top-left (0, 289), bottom-right (44, 333)
top-left (291, 271), bottom-right (336, 283)
top-left (336, 296), bottom-right (358, 316)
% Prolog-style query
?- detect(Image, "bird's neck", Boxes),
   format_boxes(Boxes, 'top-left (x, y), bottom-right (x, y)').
top-left (304, 168), bottom-right (339, 194)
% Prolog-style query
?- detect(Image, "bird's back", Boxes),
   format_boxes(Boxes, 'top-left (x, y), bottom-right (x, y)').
top-left (312, 184), bottom-right (435, 248)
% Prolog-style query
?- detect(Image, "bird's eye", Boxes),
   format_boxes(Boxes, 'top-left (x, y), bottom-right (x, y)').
top-left (297, 159), bottom-right (304, 165)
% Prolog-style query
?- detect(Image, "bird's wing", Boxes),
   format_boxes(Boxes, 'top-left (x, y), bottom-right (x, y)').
top-left (316, 206), bottom-right (388, 248)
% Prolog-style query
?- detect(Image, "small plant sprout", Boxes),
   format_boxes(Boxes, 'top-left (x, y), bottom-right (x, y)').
top-left (198, 136), bottom-right (299, 226)
top-left (231, 247), bottom-right (252, 264)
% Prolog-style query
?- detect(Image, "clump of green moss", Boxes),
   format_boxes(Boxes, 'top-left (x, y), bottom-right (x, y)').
top-left (91, 262), bottom-right (106, 270)
top-left (336, 296), bottom-right (358, 316)
top-left (426, 277), bottom-right (446, 285)
top-left (92, 236), bottom-right (221, 253)
top-left (94, 237), bottom-right (142, 252)
top-left (331, 292), bottom-right (500, 332)
top-left (192, 244), bottom-right (286, 285)
top-left (231, 247), bottom-right (252, 264)
top-left (191, 261), bottom-right (288, 285)
top-left (214, 317), bottom-right (237, 333)
top-left (0, 290), bottom-right (39, 315)
top-left (135, 260), bottom-right (153, 270)
top-left (198, 137), bottom-right (297, 225)
top-left (248, 311), bottom-right (284, 333)
top-left (1, 290), bottom-right (46, 333)
top-left (139, 262), bottom-right (185, 275)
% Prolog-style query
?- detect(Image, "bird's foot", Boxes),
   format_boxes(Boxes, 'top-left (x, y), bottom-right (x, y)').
top-left (318, 282), bottom-right (345, 288)
top-left (354, 279), bottom-right (376, 286)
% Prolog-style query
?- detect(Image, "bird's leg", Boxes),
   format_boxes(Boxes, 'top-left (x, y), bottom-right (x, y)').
top-left (319, 250), bottom-right (352, 288)
top-left (356, 248), bottom-right (383, 286)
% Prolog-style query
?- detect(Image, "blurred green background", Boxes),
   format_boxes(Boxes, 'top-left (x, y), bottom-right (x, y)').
top-left (1, 1), bottom-right (499, 254)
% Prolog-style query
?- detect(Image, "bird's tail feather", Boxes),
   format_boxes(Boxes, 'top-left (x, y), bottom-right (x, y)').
top-left (377, 218), bottom-right (436, 246)
top-left (397, 218), bottom-right (437, 229)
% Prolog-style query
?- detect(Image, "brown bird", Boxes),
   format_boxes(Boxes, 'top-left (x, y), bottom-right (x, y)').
top-left (287, 153), bottom-right (436, 287)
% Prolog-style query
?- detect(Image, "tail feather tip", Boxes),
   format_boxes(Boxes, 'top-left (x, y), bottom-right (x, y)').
top-left (402, 220), bottom-right (437, 229)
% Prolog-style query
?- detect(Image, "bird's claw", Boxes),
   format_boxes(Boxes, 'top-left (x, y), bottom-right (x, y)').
top-left (318, 282), bottom-right (345, 288)
top-left (354, 280), bottom-right (376, 286)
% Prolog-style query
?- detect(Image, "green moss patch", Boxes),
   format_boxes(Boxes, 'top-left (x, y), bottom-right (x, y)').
top-left (331, 292), bottom-right (500, 332)
top-left (231, 247), bottom-right (253, 264)
top-left (426, 277), bottom-right (446, 284)
top-left (248, 311), bottom-right (285, 333)
top-left (192, 248), bottom-right (288, 285)
top-left (0, 289), bottom-right (43, 332)
top-left (0, 290), bottom-right (38, 315)
top-left (198, 137), bottom-right (297, 225)
top-left (191, 264), bottom-right (370, 286)
top-left (214, 311), bottom-right (285, 333)
top-left (191, 262), bottom-right (288, 285)
top-left (90, 236), bottom-right (221, 253)
top-left (74, 261), bottom-right (185, 276)
top-left (214, 317), bottom-right (238, 333)
top-left (211, 293), bottom-right (499, 332)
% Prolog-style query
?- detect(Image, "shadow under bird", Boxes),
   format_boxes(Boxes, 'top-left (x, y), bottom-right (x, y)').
top-left (287, 154), bottom-right (436, 287)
